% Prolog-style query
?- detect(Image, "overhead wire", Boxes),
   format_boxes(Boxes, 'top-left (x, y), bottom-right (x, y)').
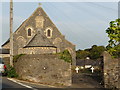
top-left (44, 3), bottom-right (108, 44)
top-left (42, 3), bottom-right (88, 44)
top-left (87, 2), bottom-right (118, 12)
top-left (42, 2), bottom-right (111, 48)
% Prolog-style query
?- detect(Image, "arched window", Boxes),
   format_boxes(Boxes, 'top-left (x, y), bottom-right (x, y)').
top-left (28, 28), bottom-right (31, 36)
top-left (45, 27), bottom-right (53, 38)
top-left (47, 29), bottom-right (51, 37)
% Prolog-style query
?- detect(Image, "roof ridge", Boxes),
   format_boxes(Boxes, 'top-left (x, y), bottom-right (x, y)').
top-left (24, 34), bottom-right (37, 48)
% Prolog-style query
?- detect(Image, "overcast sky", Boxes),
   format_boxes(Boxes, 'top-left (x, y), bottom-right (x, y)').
top-left (0, 1), bottom-right (118, 50)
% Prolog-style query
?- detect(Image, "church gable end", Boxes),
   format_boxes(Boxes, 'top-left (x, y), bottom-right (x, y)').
top-left (2, 6), bottom-right (76, 65)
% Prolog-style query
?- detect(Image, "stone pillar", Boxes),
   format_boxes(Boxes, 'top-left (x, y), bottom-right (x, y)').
top-left (103, 51), bottom-right (112, 88)
top-left (72, 51), bottom-right (76, 66)
top-left (103, 51), bottom-right (120, 89)
top-left (118, 58), bottom-right (120, 89)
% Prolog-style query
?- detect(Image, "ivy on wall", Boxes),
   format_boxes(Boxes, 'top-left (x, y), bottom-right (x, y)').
top-left (58, 50), bottom-right (72, 63)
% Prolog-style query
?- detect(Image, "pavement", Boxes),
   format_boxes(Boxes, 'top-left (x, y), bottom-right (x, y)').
top-left (0, 73), bottom-right (106, 90)
top-left (71, 73), bottom-right (104, 88)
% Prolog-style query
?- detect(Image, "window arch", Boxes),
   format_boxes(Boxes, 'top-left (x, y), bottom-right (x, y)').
top-left (45, 27), bottom-right (53, 38)
top-left (47, 29), bottom-right (51, 37)
top-left (25, 27), bottom-right (34, 37)
top-left (16, 36), bottom-right (26, 47)
top-left (28, 28), bottom-right (31, 36)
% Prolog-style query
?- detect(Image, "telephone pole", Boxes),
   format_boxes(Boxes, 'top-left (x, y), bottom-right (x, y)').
top-left (10, 0), bottom-right (13, 67)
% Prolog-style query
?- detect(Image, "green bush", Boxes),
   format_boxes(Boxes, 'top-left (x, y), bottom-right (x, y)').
top-left (107, 44), bottom-right (120, 58)
top-left (106, 19), bottom-right (120, 58)
top-left (6, 65), bottom-right (18, 78)
top-left (76, 45), bottom-right (106, 60)
top-left (59, 50), bottom-right (72, 63)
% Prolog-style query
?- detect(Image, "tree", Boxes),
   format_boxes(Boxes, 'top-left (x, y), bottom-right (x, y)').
top-left (89, 45), bottom-right (106, 59)
top-left (76, 45), bottom-right (106, 60)
top-left (106, 19), bottom-right (120, 58)
top-left (76, 50), bottom-right (90, 59)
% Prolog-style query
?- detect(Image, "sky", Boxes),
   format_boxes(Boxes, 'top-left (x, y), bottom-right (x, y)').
top-left (0, 1), bottom-right (118, 50)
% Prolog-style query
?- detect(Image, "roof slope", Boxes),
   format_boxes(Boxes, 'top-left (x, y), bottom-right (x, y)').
top-left (24, 31), bottom-right (55, 48)
top-left (2, 39), bottom-right (10, 47)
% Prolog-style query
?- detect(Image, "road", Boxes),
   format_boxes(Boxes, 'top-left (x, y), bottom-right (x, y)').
top-left (0, 75), bottom-right (106, 90)
top-left (2, 77), bottom-right (27, 89)
top-left (1, 76), bottom-right (57, 90)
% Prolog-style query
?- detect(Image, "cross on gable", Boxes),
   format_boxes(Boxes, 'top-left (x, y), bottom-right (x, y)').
top-left (38, 3), bottom-right (42, 7)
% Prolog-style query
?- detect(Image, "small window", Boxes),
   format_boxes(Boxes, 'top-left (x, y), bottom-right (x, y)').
top-left (46, 28), bottom-right (53, 38)
top-left (28, 28), bottom-right (31, 36)
top-left (47, 29), bottom-right (51, 37)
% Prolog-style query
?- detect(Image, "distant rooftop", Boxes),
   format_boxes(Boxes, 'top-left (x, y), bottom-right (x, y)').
top-left (0, 49), bottom-right (10, 54)
top-left (76, 59), bottom-right (102, 66)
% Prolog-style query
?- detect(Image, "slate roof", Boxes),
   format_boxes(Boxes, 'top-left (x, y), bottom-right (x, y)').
top-left (0, 49), bottom-right (10, 54)
top-left (76, 59), bottom-right (102, 66)
top-left (77, 59), bottom-right (94, 66)
top-left (2, 39), bottom-right (10, 47)
top-left (24, 31), bottom-right (56, 48)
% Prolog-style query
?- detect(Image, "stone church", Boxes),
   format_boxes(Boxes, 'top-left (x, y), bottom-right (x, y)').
top-left (2, 6), bottom-right (76, 65)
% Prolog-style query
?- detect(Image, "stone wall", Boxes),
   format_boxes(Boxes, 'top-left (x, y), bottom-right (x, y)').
top-left (18, 47), bottom-right (57, 54)
top-left (14, 54), bottom-right (71, 86)
top-left (3, 57), bottom-right (10, 65)
top-left (103, 51), bottom-right (120, 89)
top-left (2, 42), bottom-right (10, 49)
top-left (0, 54), bottom-right (10, 58)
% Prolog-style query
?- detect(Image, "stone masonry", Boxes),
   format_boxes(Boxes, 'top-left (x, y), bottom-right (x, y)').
top-left (103, 51), bottom-right (120, 89)
top-left (2, 6), bottom-right (76, 66)
top-left (14, 54), bottom-right (72, 86)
